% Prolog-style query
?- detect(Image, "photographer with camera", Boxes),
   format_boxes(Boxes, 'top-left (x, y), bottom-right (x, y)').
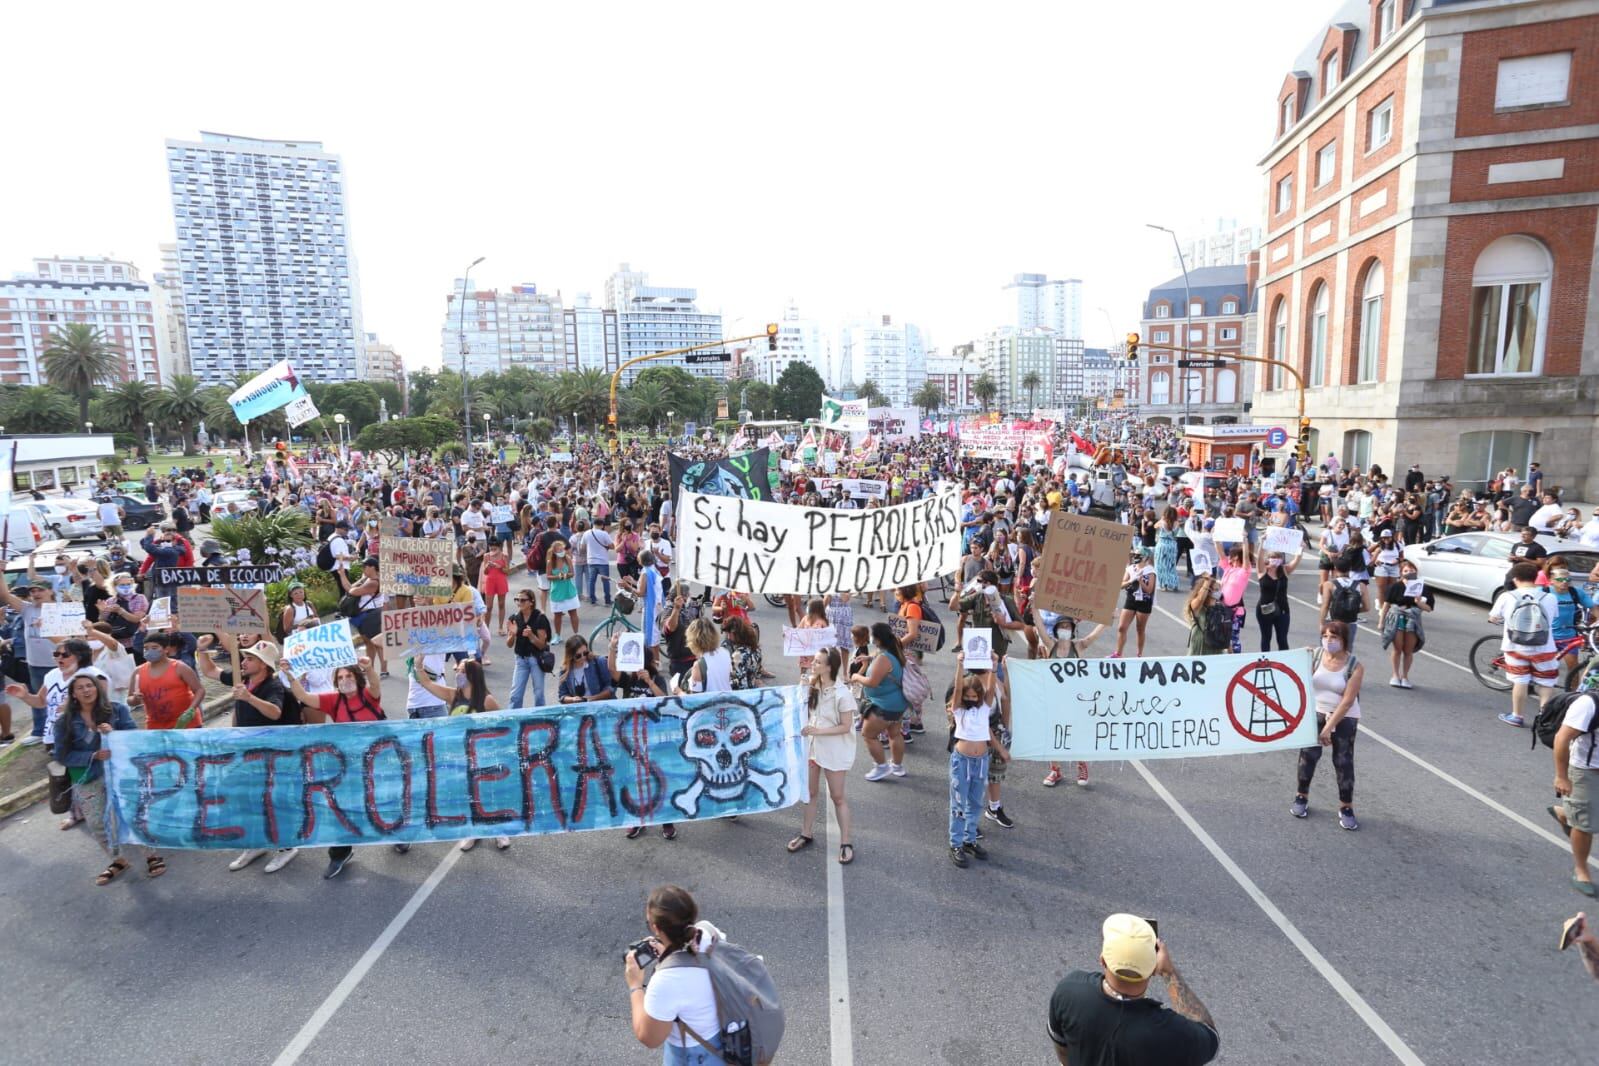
top-left (1047, 913), bottom-right (1219, 1065)
top-left (624, 885), bottom-right (727, 1064)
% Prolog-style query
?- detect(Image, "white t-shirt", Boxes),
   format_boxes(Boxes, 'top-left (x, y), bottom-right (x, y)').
top-left (329, 534), bottom-right (354, 562)
top-left (1562, 694), bottom-right (1599, 769)
top-left (407, 653), bottom-right (447, 711)
top-left (584, 528), bottom-right (614, 566)
top-left (1490, 588), bottom-right (1558, 653)
top-left (97, 501), bottom-right (122, 526)
top-left (643, 964), bottom-right (718, 1048)
top-left (460, 509), bottom-right (487, 533)
top-left (1528, 503), bottom-right (1565, 532)
top-left (1580, 519), bottom-right (1599, 549)
top-left (40, 665), bottom-right (109, 745)
top-left (952, 699), bottom-right (993, 743)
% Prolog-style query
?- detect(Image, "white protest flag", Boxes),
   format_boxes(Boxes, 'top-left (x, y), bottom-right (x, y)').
top-left (677, 489), bottom-right (960, 597)
top-left (819, 395), bottom-right (868, 432)
top-left (285, 393), bottom-right (320, 428)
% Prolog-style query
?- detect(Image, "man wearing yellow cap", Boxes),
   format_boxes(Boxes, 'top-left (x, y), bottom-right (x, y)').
top-left (1046, 913), bottom-right (1219, 1064)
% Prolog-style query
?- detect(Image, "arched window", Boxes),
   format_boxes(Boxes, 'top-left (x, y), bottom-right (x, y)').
top-left (1468, 235), bottom-right (1551, 376)
top-left (1150, 371), bottom-right (1170, 405)
top-left (1269, 298), bottom-right (1287, 390)
top-left (1357, 262), bottom-right (1384, 383)
top-left (1308, 282), bottom-right (1328, 387)
top-left (1215, 367), bottom-right (1238, 404)
top-left (1343, 429), bottom-right (1372, 472)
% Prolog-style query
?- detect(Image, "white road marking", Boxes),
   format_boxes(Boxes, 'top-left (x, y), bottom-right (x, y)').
top-left (272, 846), bottom-right (464, 1066)
top-left (1153, 601), bottom-right (1595, 871)
top-left (1132, 760), bottom-right (1426, 1066)
top-left (824, 796), bottom-right (854, 1066)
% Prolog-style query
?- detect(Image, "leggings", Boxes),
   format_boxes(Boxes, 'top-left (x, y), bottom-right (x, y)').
top-left (1297, 713), bottom-right (1357, 805)
top-left (1228, 609), bottom-right (1244, 653)
top-left (1257, 608), bottom-right (1291, 651)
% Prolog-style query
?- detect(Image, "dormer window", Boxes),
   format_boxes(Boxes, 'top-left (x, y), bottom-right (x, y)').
top-left (1377, 0), bottom-right (1395, 45)
top-left (1323, 52), bottom-right (1340, 95)
top-left (1281, 95), bottom-right (1295, 133)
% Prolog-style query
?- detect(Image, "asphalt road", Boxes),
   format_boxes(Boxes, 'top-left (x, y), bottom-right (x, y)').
top-left (2, 551), bottom-right (1596, 1065)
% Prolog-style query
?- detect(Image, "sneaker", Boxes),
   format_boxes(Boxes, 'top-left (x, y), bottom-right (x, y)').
top-left (0, 734), bottom-right (15, 746)
top-left (1042, 768), bottom-right (1062, 787)
top-left (1388, 676), bottom-right (1402, 688)
top-left (1290, 797), bottom-right (1309, 819)
top-left (661, 824), bottom-right (677, 840)
top-left (948, 846), bottom-right (969, 868)
top-left (962, 841), bottom-right (989, 861)
top-left (323, 853), bottom-right (352, 879)
top-left (494, 836), bottom-right (512, 850)
top-left (1338, 808), bottom-right (1360, 831)
top-left (458, 838), bottom-right (479, 852)
top-left (1076, 763), bottom-right (1090, 787)
top-left (909, 720), bottom-right (927, 735)
top-left (393, 842), bottom-right (411, 854)
top-left (1400, 679), bottom-right (1413, 689)
top-left (889, 762), bottom-right (907, 778)
top-left (984, 806), bottom-right (1015, 829)
top-left (263, 848), bottom-right (298, 873)
top-left (625, 826), bottom-right (646, 839)
top-left (1498, 713), bottom-right (1526, 728)
top-left (228, 849), bottom-right (268, 871)
top-left (976, 827), bottom-right (985, 841)
top-left (900, 729), bottom-right (914, 745)
top-left (865, 763), bottom-right (892, 782)
top-left (19, 735), bottom-right (42, 747)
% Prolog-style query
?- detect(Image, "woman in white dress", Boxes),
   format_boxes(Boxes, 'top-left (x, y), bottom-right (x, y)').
top-left (786, 647), bottom-right (857, 864)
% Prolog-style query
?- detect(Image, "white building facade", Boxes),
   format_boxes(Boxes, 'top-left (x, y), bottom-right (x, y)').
top-left (839, 315), bottom-right (925, 404)
top-left (563, 294), bottom-right (620, 374)
top-left (165, 132), bottom-right (366, 385)
top-left (1002, 273), bottom-right (1083, 338)
top-left (0, 256), bottom-right (174, 386)
top-left (441, 283), bottom-right (566, 376)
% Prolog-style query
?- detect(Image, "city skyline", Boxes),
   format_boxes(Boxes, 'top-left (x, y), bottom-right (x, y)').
top-left (0, 1), bottom-right (1332, 379)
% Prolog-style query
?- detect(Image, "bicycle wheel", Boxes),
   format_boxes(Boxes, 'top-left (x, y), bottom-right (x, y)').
top-left (764, 594), bottom-right (787, 609)
top-left (588, 611), bottom-right (638, 646)
top-left (1469, 634), bottom-right (1513, 692)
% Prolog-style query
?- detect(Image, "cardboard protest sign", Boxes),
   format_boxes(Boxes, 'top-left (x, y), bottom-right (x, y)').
top-left (176, 587), bottom-right (270, 635)
top-left (1008, 651), bottom-right (1317, 761)
top-left (677, 490), bottom-right (960, 597)
top-left (155, 564), bottom-right (282, 587)
top-left (884, 613), bottom-right (943, 655)
top-left (1211, 517), bottom-right (1246, 544)
top-left (379, 603), bottom-right (475, 658)
top-left (490, 505), bottom-right (515, 525)
top-left (39, 602), bottom-right (86, 638)
top-left (615, 632), bottom-right (645, 673)
top-left (379, 536), bottom-right (455, 599)
top-left (1031, 511), bottom-right (1134, 626)
top-left (282, 619), bottom-right (359, 675)
top-left (1261, 525), bottom-right (1304, 556)
top-left (103, 687), bottom-right (808, 850)
top-left (961, 628), bottom-right (994, 670)
top-left (782, 626), bottom-right (837, 657)
top-left (147, 597), bottom-right (172, 631)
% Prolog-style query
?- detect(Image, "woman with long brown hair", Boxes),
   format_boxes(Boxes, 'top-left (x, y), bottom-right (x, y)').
top-left (53, 673), bottom-right (148, 885)
top-left (850, 622), bottom-right (909, 781)
top-left (787, 646), bottom-right (857, 864)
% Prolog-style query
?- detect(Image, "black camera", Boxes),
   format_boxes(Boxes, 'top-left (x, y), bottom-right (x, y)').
top-left (627, 938), bottom-right (658, 969)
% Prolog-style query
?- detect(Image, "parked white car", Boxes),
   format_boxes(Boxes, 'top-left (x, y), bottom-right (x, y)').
top-left (25, 500), bottom-right (106, 541)
top-left (211, 489), bottom-right (259, 516)
top-left (1401, 531), bottom-right (1599, 603)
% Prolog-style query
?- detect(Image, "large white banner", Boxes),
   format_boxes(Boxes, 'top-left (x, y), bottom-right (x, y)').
top-left (819, 395), bottom-right (868, 433)
top-left (959, 420), bottom-right (1054, 462)
top-left (1009, 650), bottom-right (1318, 762)
top-left (677, 490), bottom-right (960, 596)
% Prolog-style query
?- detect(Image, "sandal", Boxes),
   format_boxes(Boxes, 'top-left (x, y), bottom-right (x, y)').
top-left (838, 843), bottom-right (854, 865)
top-left (786, 834), bottom-right (814, 853)
top-left (96, 859), bottom-right (129, 886)
top-left (60, 815), bottom-right (84, 831)
top-left (146, 855), bottom-right (167, 878)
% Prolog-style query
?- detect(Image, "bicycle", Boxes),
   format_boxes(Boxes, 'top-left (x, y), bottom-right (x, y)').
top-left (1470, 623), bottom-right (1598, 694)
top-left (588, 590), bottom-right (639, 646)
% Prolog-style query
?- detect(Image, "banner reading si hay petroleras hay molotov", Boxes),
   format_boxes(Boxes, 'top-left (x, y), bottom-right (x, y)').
top-left (103, 689), bottom-right (808, 850)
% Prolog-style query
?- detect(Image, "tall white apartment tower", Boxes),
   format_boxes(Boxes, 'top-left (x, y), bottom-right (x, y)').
top-left (165, 132), bottom-right (366, 385)
top-left (1003, 273), bottom-right (1082, 338)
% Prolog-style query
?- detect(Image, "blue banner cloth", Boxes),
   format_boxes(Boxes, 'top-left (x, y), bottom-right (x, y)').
top-left (104, 688), bottom-right (808, 849)
top-left (227, 360), bottom-right (308, 423)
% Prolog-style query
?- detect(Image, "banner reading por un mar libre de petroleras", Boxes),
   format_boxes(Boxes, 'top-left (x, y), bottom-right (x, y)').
top-left (103, 689), bottom-right (808, 850)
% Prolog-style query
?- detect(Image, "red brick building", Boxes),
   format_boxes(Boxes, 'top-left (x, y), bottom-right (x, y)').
top-left (1252, 0), bottom-right (1599, 498)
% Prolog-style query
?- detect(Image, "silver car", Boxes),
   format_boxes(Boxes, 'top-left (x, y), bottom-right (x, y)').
top-left (1402, 531), bottom-right (1599, 603)
top-left (25, 500), bottom-right (106, 542)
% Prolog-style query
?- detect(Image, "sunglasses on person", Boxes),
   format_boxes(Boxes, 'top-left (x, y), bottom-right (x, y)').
top-left (52, 650), bottom-right (73, 659)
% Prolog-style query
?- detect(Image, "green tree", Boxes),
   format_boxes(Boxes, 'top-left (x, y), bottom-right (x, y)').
top-left (354, 415), bottom-right (459, 457)
top-left (633, 366), bottom-right (698, 412)
top-left (743, 381), bottom-right (774, 419)
top-left (622, 379), bottom-right (672, 432)
top-left (368, 380), bottom-right (403, 417)
top-left (772, 363), bottom-right (825, 422)
top-left (101, 380), bottom-right (160, 434)
top-left (42, 323), bottom-right (121, 427)
top-left (858, 380), bottom-right (886, 408)
top-left (406, 368), bottom-right (438, 415)
top-left (1021, 371), bottom-right (1041, 410)
top-left (551, 368), bottom-right (614, 433)
top-left (320, 382), bottom-right (382, 430)
top-left (973, 374), bottom-right (999, 411)
top-left (912, 381), bottom-right (944, 417)
top-left (154, 375), bottom-right (209, 455)
top-left (0, 385), bottom-right (75, 433)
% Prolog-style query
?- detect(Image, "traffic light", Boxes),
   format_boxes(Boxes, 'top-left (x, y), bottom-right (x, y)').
top-left (766, 322), bottom-right (779, 352)
top-left (1297, 417), bottom-right (1312, 453)
top-left (1125, 332), bottom-right (1140, 362)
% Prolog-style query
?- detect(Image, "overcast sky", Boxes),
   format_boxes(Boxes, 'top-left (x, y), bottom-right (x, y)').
top-left (1, 0), bottom-right (1335, 370)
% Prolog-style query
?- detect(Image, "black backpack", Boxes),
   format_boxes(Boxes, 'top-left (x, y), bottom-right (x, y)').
top-left (316, 539), bottom-right (336, 572)
top-left (918, 600), bottom-right (947, 651)
top-left (1330, 580), bottom-right (1364, 623)
top-left (1203, 603), bottom-right (1234, 650)
top-left (1532, 690), bottom-right (1597, 751)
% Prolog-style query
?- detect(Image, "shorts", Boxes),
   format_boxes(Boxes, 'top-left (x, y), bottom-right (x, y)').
top-left (1564, 766), bottom-right (1597, 834)
top-left (1123, 596), bottom-right (1153, 615)
top-left (865, 702), bottom-right (906, 723)
top-left (987, 725), bottom-right (1013, 782)
top-left (104, 524), bottom-right (125, 538)
top-left (1318, 554), bottom-right (1334, 572)
top-left (535, 574), bottom-right (550, 591)
top-left (1504, 648), bottom-right (1560, 687)
top-left (1375, 564), bottom-right (1400, 578)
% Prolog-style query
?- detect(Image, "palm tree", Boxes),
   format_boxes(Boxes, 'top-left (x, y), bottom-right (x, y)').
top-left (101, 380), bottom-right (159, 434)
top-left (155, 375), bottom-right (209, 455)
top-left (41, 323), bottom-right (121, 427)
top-left (552, 368), bottom-right (614, 431)
top-left (912, 381), bottom-right (944, 417)
top-left (623, 380), bottom-right (672, 434)
top-left (0, 385), bottom-right (75, 434)
top-left (858, 380), bottom-right (886, 408)
top-left (1021, 371), bottom-right (1041, 411)
top-left (973, 374), bottom-right (999, 411)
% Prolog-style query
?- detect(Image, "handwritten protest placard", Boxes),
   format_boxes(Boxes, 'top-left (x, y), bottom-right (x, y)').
top-left (962, 628), bottom-right (994, 670)
top-left (884, 613), bottom-right (943, 655)
top-left (615, 632), bottom-right (645, 673)
top-left (1031, 511), bottom-right (1133, 626)
top-left (175, 587), bottom-right (269, 635)
top-left (782, 626), bottom-right (837, 657)
top-left (282, 619), bottom-right (359, 675)
top-left (379, 536), bottom-right (455, 599)
top-left (147, 597), bottom-right (172, 631)
top-left (104, 687), bottom-right (808, 850)
top-left (379, 603), bottom-right (475, 658)
top-left (1008, 651), bottom-right (1317, 761)
top-left (1211, 517), bottom-right (1246, 544)
top-left (39, 602), bottom-right (86, 637)
top-left (155, 565), bottom-right (282, 587)
top-left (677, 490), bottom-right (960, 597)
top-left (490, 505), bottom-right (515, 525)
top-left (1261, 525), bottom-right (1304, 556)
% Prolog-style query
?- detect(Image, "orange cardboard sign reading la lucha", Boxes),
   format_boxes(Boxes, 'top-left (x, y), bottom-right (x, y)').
top-left (1031, 511), bottom-right (1134, 627)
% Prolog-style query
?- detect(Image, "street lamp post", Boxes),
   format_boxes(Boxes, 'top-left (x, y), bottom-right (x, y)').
top-left (571, 411), bottom-right (578, 445)
top-left (459, 256), bottom-right (486, 455)
top-left (667, 410), bottom-right (674, 441)
top-left (333, 413), bottom-right (347, 451)
top-left (84, 421), bottom-right (93, 435)
top-left (1147, 223), bottom-right (1192, 427)
top-left (147, 421), bottom-right (155, 454)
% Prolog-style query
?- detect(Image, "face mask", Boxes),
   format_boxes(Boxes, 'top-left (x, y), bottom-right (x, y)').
top-left (54, 565), bottom-right (67, 575)
top-left (338, 679), bottom-right (358, 695)
top-left (116, 585), bottom-right (134, 597)
top-left (1322, 639), bottom-right (1343, 654)
top-left (142, 647), bottom-right (164, 662)
top-left (1269, 557), bottom-right (1284, 568)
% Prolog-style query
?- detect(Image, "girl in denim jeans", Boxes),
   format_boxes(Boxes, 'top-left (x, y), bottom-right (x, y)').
top-left (945, 657), bottom-right (1009, 868)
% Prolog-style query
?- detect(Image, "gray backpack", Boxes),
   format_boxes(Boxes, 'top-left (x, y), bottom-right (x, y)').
top-left (1507, 590), bottom-right (1551, 647)
top-left (657, 938), bottom-right (784, 1065)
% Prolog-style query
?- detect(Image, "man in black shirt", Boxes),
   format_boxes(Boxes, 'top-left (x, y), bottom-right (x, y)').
top-left (1047, 913), bottom-right (1219, 1065)
top-left (1509, 486), bottom-right (1540, 531)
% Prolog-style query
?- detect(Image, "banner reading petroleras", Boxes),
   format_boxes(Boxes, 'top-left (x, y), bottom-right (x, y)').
top-left (677, 490), bottom-right (960, 596)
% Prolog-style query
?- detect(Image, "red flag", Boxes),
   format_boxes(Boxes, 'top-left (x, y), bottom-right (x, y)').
top-left (1070, 430), bottom-right (1094, 454)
